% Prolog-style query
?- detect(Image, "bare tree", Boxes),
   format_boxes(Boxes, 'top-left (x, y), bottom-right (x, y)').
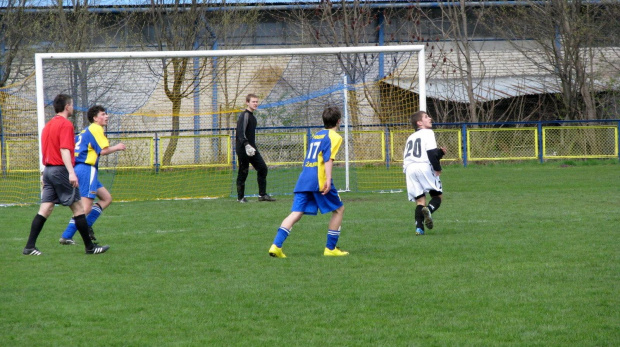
top-left (442, 1), bottom-right (484, 123)
top-left (0, 0), bottom-right (40, 87)
top-left (280, 0), bottom-right (412, 127)
top-left (0, 0), bottom-right (45, 174)
top-left (410, 1), bottom-right (509, 124)
top-left (377, 4), bottom-right (445, 125)
top-left (42, 0), bottom-right (133, 127)
top-left (489, 0), bottom-right (619, 120)
top-left (211, 5), bottom-right (262, 133)
top-left (136, 0), bottom-right (260, 166)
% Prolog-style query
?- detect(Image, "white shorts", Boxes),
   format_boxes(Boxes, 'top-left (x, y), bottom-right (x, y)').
top-left (405, 163), bottom-right (442, 201)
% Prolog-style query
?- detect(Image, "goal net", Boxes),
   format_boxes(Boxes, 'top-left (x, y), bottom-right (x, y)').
top-left (0, 75), bottom-right (40, 204)
top-left (30, 45), bottom-right (425, 202)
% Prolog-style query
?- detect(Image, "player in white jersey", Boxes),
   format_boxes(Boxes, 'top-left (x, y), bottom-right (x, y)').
top-left (403, 111), bottom-right (446, 235)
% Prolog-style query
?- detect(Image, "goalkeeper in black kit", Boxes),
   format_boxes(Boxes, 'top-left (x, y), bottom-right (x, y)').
top-left (403, 111), bottom-right (446, 235)
top-left (235, 93), bottom-right (275, 203)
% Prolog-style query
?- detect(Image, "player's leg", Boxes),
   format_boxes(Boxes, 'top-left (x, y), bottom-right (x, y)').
top-left (324, 205), bottom-right (349, 255)
top-left (428, 170), bottom-right (442, 215)
top-left (251, 152), bottom-right (274, 201)
top-left (415, 195), bottom-right (433, 235)
top-left (83, 197), bottom-right (100, 241)
top-left (85, 169), bottom-right (109, 241)
top-left (406, 165), bottom-right (427, 235)
top-left (270, 211), bottom-right (304, 258)
top-left (37, 201), bottom-right (55, 219)
top-left (276, 210), bottom-right (304, 245)
top-left (25, 167), bottom-right (61, 254)
top-left (327, 205), bottom-right (345, 231)
top-left (281, 211), bottom-right (304, 230)
top-left (420, 191), bottom-right (441, 231)
top-left (61, 196), bottom-right (94, 242)
top-left (236, 152), bottom-right (250, 202)
top-left (70, 199), bottom-right (109, 255)
top-left (85, 185), bottom-right (111, 241)
top-left (420, 173), bottom-right (442, 230)
top-left (58, 166), bottom-right (93, 249)
top-left (61, 165), bottom-right (96, 243)
top-left (23, 202), bottom-right (55, 255)
top-left (417, 165), bottom-right (442, 231)
top-left (317, 189), bottom-right (348, 256)
top-left (95, 186), bottom-right (112, 210)
top-left (60, 219), bottom-right (79, 244)
top-left (428, 190), bottom-right (442, 214)
top-left (69, 199), bottom-right (91, 247)
top-left (269, 192), bottom-right (313, 258)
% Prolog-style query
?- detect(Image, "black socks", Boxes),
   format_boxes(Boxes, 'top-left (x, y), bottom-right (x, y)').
top-left (74, 214), bottom-right (94, 249)
top-left (26, 214), bottom-right (47, 249)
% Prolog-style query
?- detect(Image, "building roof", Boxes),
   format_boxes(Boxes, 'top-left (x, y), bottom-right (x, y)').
top-left (385, 75), bottom-right (618, 103)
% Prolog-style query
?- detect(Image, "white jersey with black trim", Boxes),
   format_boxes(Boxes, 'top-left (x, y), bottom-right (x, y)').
top-left (402, 129), bottom-right (438, 171)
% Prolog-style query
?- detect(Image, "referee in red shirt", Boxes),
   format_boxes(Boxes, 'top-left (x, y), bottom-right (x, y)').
top-left (23, 94), bottom-right (109, 255)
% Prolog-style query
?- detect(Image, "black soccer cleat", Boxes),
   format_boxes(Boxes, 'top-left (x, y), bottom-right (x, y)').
top-left (258, 194), bottom-right (276, 202)
top-left (421, 206), bottom-right (433, 230)
top-left (23, 247), bottom-right (43, 256)
top-left (59, 237), bottom-right (76, 245)
top-left (85, 245), bottom-right (110, 255)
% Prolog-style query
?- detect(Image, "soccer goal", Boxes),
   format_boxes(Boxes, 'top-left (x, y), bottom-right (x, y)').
top-left (34, 45), bottom-right (426, 201)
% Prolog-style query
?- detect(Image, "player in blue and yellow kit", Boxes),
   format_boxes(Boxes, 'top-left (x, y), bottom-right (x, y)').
top-left (268, 106), bottom-right (349, 258)
top-left (59, 105), bottom-right (126, 245)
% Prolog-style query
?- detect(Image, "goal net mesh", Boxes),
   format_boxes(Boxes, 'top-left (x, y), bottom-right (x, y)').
top-left (3, 47), bottom-right (423, 204)
top-left (0, 75), bottom-right (40, 204)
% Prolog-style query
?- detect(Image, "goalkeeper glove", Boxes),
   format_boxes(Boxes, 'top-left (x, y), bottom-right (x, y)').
top-left (245, 144), bottom-right (256, 157)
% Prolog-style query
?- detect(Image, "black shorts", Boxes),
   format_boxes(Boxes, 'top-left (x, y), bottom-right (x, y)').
top-left (41, 166), bottom-right (80, 206)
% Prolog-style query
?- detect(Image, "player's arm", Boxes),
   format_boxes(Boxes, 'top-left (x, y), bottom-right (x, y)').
top-left (60, 148), bottom-right (78, 187)
top-left (236, 112), bottom-right (250, 147)
top-left (321, 158), bottom-right (334, 195)
top-left (92, 126), bottom-right (125, 156)
top-left (427, 148), bottom-right (445, 174)
top-left (101, 143), bottom-right (126, 156)
top-left (237, 112), bottom-right (256, 156)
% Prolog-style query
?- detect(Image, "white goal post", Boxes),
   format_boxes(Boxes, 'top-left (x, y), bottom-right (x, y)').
top-left (34, 45), bottom-right (426, 196)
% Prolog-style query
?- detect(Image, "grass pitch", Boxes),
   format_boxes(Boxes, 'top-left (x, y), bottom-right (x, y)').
top-left (1, 161), bottom-right (618, 346)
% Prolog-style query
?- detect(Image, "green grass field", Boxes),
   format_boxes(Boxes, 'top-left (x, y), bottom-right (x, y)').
top-left (1, 162), bottom-right (618, 346)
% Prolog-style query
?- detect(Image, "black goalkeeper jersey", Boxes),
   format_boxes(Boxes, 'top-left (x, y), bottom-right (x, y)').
top-left (235, 109), bottom-right (257, 149)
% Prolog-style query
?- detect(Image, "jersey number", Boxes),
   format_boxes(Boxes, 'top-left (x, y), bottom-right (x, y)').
top-left (404, 138), bottom-right (422, 158)
top-left (306, 142), bottom-right (321, 160)
top-left (75, 134), bottom-right (83, 150)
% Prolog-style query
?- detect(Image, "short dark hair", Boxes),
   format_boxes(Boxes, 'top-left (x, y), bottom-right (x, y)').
top-left (53, 94), bottom-right (72, 114)
top-left (410, 111), bottom-right (426, 130)
top-left (322, 106), bottom-right (341, 128)
top-left (246, 93), bottom-right (258, 103)
top-left (87, 105), bottom-right (106, 123)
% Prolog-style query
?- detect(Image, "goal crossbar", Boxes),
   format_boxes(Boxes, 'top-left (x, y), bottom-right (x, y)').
top-left (35, 45), bottom-right (425, 60)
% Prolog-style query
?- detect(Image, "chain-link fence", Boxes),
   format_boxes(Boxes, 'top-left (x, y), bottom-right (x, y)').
top-left (1, 120), bottom-right (618, 204)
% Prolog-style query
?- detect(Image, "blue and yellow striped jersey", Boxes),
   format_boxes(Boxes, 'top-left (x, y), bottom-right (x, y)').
top-left (294, 129), bottom-right (342, 192)
top-left (74, 123), bottom-right (109, 167)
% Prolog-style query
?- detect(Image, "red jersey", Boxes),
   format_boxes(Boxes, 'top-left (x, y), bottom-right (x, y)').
top-left (41, 115), bottom-right (76, 166)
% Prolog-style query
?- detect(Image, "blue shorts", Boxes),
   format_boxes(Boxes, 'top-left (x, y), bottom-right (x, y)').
top-left (74, 163), bottom-right (103, 199)
top-left (291, 186), bottom-right (343, 215)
